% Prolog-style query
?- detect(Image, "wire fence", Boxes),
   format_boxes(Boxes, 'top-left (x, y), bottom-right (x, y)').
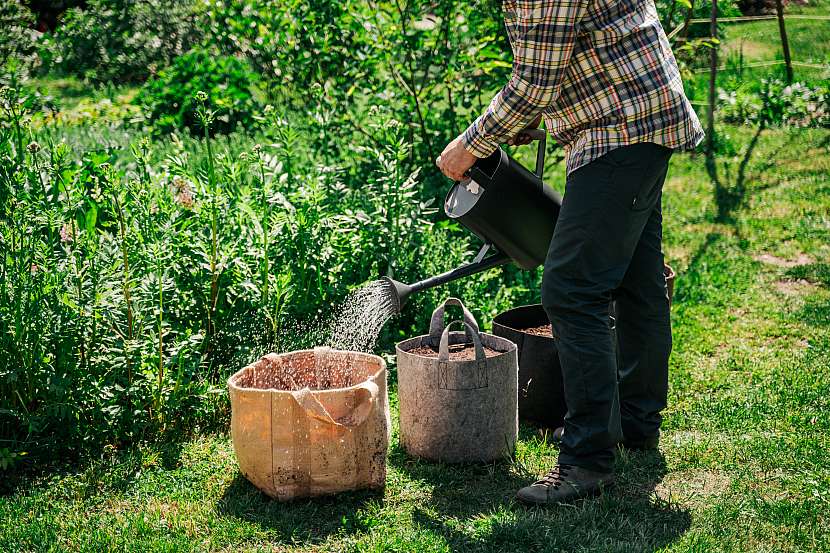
top-left (690, 60), bottom-right (830, 73)
top-left (667, 14), bottom-right (830, 40)
top-left (667, 12), bottom-right (830, 74)
top-left (665, 7), bottom-right (829, 154)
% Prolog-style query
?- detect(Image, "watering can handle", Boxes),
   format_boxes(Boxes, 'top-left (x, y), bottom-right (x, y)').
top-left (438, 320), bottom-right (487, 364)
top-left (521, 128), bottom-right (547, 180)
top-left (428, 297), bottom-right (480, 347)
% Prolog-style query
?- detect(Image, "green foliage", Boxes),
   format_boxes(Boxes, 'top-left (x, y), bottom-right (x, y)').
top-left (719, 79), bottom-right (830, 127)
top-left (736, 0), bottom-right (779, 15)
top-left (136, 51), bottom-right (262, 135)
top-left (199, 0), bottom-right (361, 91)
top-left (1, 0), bottom-right (825, 478)
top-left (2, 124), bottom-right (830, 553)
top-left (39, 0), bottom-right (202, 83)
top-left (26, 2), bottom-right (86, 30)
top-left (198, 0), bottom-right (511, 197)
top-left (0, 2), bottom-right (39, 75)
top-left (1, 77), bottom-right (543, 463)
top-left (656, 0), bottom-right (743, 38)
top-left (657, 0), bottom-right (743, 80)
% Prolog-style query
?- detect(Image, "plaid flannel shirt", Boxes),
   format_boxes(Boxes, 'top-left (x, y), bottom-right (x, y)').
top-left (462, 0), bottom-right (705, 175)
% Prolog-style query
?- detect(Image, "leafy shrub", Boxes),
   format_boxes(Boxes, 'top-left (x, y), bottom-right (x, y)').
top-left (199, 0), bottom-right (357, 88)
top-left (719, 79), bottom-right (829, 127)
top-left (737, 0), bottom-right (779, 15)
top-left (198, 0), bottom-right (512, 198)
top-left (136, 50), bottom-right (262, 135)
top-left (39, 0), bottom-right (201, 83)
top-left (0, 77), bottom-right (545, 466)
top-left (0, 2), bottom-right (39, 75)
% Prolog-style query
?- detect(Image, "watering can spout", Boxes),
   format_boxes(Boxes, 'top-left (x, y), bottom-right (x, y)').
top-left (380, 277), bottom-right (413, 314)
top-left (380, 248), bottom-right (510, 314)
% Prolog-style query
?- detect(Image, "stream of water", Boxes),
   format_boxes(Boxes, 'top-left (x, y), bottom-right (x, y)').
top-left (324, 280), bottom-right (398, 352)
top-left (228, 279), bottom-right (399, 369)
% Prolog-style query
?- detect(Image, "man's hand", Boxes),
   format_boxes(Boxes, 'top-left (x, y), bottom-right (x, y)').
top-left (436, 136), bottom-right (477, 182)
top-left (507, 114), bottom-right (544, 146)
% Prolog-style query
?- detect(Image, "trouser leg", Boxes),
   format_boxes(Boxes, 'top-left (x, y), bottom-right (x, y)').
top-left (615, 194), bottom-right (672, 443)
top-left (541, 143), bottom-right (673, 473)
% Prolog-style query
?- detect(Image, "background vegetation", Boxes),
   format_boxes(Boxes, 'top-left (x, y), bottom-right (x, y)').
top-left (0, 0), bottom-right (828, 550)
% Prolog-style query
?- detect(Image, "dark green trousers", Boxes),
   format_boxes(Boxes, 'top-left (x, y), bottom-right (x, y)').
top-left (541, 142), bottom-right (673, 473)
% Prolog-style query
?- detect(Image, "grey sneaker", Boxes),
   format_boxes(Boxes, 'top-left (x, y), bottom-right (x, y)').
top-left (516, 464), bottom-right (615, 505)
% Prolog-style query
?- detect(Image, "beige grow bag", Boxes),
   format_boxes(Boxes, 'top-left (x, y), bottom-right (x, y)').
top-left (396, 298), bottom-right (518, 463)
top-left (228, 348), bottom-right (390, 501)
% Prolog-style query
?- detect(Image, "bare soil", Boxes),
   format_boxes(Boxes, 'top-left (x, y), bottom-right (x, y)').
top-left (234, 353), bottom-right (365, 391)
top-left (774, 278), bottom-right (817, 296)
top-left (520, 324), bottom-right (553, 337)
top-left (754, 253), bottom-right (812, 268)
top-left (407, 343), bottom-right (503, 360)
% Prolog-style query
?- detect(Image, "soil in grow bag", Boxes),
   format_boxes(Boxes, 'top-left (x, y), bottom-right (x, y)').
top-left (407, 343), bottom-right (503, 360)
top-left (395, 298), bottom-right (519, 463)
top-left (228, 349), bottom-right (390, 501)
top-left (521, 324), bottom-right (553, 337)
top-left (233, 350), bottom-right (364, 391)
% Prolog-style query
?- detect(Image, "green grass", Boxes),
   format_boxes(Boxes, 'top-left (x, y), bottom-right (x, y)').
top-left (684, 0), bottom-right (830, 102)
top-left (2, 124), bottom-right (829, 552)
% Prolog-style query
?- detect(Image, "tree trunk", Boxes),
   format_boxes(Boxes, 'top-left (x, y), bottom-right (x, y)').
top-left (707, 0), bottom-right (719, 158)
top-left (680, 0), bottom-right (696, 40)
top-left (774, 0), bottom-right (794, 84)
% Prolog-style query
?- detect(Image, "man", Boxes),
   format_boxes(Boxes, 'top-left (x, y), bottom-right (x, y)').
top-left (436, 0), bottom-right (703, 504)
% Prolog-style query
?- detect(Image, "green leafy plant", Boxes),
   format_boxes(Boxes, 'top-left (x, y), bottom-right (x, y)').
top-left (720, 79), bottom-right (829, 127)
top-left (0, 2), bottom-right (39, 75)
top-left (137, 50), bottom-right (263, 136)
top-left (38, 0), bottom-right (202, 83)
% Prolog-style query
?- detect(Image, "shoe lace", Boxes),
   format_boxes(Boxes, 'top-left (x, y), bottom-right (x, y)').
top-left (535, 464), bottom-right (573, 489)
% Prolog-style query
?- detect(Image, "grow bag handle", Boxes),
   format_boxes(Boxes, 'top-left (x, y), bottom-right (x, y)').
top-left (438, 320), bottom-right (487, 365)
top-left (291, 380), bottom-right (379, 429)
top-left (429, 297), bottom-right (480, 347)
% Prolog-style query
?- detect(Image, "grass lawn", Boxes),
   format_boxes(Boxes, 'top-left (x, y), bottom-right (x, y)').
top-left (684, 0), bottom-right (830, 101)
top-left (1, 124), bottom-right (828, 552)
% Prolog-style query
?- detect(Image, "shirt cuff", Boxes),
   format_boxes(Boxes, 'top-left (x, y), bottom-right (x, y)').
top-left (461, 121), bottom-right (500, 159)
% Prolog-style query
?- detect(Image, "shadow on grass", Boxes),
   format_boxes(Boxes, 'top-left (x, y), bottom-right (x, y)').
top-left (0, 438), bottom-right (188, 498)
top-left (794, 295), bottom-right (830, 328)
top-left (705, 122), bottom-right (800, 225)
top-left (217, 473), bottom-right (384, 543)
top-left (787, 263), bottom-right (830, 288)
top-left (214, 433), bottom-right (690, 551)
top-left (401, 447), bottom-right (690, 552)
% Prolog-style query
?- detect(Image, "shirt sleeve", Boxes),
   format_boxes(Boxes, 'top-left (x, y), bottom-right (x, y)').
top-left (461, 0), bottom-right (589, 158)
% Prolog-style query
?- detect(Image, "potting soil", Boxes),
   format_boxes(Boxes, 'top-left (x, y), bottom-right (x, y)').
top-left (521, 324), bottom-right (553, 337)
top-left (407, 343), bottom-right (503, 360)
top-left (234, 348), bottom-right (364, 391)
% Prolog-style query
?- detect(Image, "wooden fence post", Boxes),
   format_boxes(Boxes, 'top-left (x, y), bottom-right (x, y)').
top-left (706, 0), bottom-right (718, 157)
top-left (774, 0), bottom-right (794, 84)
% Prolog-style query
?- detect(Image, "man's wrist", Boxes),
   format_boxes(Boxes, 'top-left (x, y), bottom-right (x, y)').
top-left (461, 124), bottom-right (499, 159)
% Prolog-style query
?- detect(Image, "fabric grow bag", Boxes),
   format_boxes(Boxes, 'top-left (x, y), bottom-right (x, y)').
top-left (396, 298), bottom-right (518, 463)
top-left (228, 348), bottom-right (390, 501)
